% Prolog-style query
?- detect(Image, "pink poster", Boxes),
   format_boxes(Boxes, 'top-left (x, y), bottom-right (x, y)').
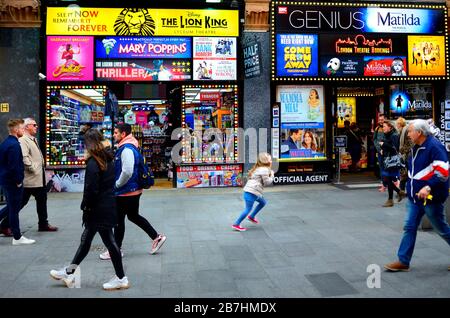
top-left (47, 36), bottom-right (94, 81)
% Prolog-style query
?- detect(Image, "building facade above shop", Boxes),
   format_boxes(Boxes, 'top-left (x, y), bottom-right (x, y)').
top-left (0, 0), bottom-right (40, 27)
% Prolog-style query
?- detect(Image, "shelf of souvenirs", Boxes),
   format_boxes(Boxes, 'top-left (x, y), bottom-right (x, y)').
top-left (50, 127), bottom-right (79, 135)
top-left (51, 104), bottom-right (78, 111)
top-left (51, 117), bottom-right (78, 122)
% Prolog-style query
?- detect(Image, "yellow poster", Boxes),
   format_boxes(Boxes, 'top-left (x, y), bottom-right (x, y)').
top-left (337, 97), bottom-right (356, 128)
top-left (47, 8), bottom-right (239, 36)
top-left (408, 35), bottom-right (445, 76)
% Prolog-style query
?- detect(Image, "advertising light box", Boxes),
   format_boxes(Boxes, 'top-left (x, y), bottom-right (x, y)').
top-left (275, 5), bottom-right (445, 34)
top-left (408, 35), bottom-right (446, 76)
top-left (193, 37), bottom-right (237, 80)
top-left (276, 34), bottom-right (319, 77)
top-left (276, 85), bottom-right (326, 161)
top-left (272, 2), bottom-right (448, 80)
top-left (95, 37), bottom-right (192, 59)
top-left (47, 36), bottom-right (94, 81)
top-left (363, 56), bottom-right (407, 77)
top-left (95, 60), bottom-right (191, 81)
top-left (47, 8), bottom-right (239, 36)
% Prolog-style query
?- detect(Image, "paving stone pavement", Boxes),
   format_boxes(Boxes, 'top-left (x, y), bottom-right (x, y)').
top-left (0, 184), bottom-right (449, 298)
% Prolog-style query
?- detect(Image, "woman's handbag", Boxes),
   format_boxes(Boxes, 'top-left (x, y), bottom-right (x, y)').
top-left (383, 153), bottom-right (404, 170)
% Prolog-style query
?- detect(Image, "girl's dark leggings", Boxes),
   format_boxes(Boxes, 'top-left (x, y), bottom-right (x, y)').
top-left (71, 226), bottom-right (125, 279)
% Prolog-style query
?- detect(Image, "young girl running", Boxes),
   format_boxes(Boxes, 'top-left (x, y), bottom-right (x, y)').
top-left (232, 153), bottom-right (274, 231)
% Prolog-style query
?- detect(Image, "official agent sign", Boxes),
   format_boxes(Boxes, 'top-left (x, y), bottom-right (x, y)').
top-left (273, 173), bottom-right (331, 185)
top-left (47, 8), bottom-right (239, 36)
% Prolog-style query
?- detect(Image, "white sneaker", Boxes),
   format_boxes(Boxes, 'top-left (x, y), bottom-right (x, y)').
top-left (103, 276), bottom-right (130, 291)
top-left (12, 236), bottom-right (35, 245)
top-left (50, 267), bottom-right (77, 288)
top-left (99, 249), bottom-right (124, 260)
top-left (50, 267), bottom-right (69, 280)
top-left (150, 234), bottom-right (167, 254)
top-left (63, 274), bottom-right (76, 288)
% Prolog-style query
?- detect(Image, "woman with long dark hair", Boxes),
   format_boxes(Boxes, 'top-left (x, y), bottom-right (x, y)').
top-left (380, 121), bottom-right (402, 207)
top-left (50, 129), bottom-right (130, 290)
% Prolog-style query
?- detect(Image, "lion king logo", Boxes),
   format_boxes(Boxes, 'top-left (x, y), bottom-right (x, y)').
top-left (114, 8), bottom-right (155, 36)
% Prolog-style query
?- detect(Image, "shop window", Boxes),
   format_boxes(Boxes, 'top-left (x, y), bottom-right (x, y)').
top-left (181, 85), bottom-right (239, 164)
top-left (46, 86), bottom-right (109, 168)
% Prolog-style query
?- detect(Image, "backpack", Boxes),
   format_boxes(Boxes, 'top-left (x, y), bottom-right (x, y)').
top-left (123, 144), bottom-right (154, 189)
top-left (136, 151), bottom-right (154, 189)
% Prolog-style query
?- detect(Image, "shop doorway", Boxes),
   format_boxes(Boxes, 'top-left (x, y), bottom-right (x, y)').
top-left (334, 86), bottom-right (380, 184)
top-left (106, 83), bottom-right (182, 189)
top-left (334, 83), bottom-right (436, 184)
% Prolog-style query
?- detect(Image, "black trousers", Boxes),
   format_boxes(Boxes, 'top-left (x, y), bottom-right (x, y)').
top-left (0, 186), bottom-right (48, 229)
top-left (115, 194), bottom-right (158, 248)
top-left (71, 226), bottom-right (125, 279)
top-left (383, 176), bottom-right (400, 200)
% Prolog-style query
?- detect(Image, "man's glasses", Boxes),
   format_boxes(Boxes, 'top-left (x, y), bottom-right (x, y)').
top-left (28, 124), bottom-right (38, 127)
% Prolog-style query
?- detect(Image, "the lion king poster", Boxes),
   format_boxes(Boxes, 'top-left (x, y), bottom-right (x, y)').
top-left (46, 7), bottom-right (239, 37)
top-left (408, 35), bottom-right (445, 76)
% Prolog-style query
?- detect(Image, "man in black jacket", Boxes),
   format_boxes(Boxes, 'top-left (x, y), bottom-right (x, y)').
top-left (0, 119), bottom-right (35, 245)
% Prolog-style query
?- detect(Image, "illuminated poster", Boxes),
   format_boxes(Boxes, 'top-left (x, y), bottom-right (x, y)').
top-left (408, 36), bottom-right (445, 76)
top-left (47, 36), bottom-right (94, 81)
top-left (176, 165), bottom-right (243, 188)
top-left (276, 34), bottom-right (318, 77)
top-left (95, 37), bottom-right (192, 59)
top-left (193, 37), bottom-right (237, 80)
top-left (337, 97), bottom-right (356, 128)
top-left (320, 56), bottom-right (364, 77)
top-left (275, 5), bottom-right (445, 35)
top-left (95, 59), bottom-right (191, 81)
top-left (363, 56), bottom-right (407, 76)
top-left (319, 34), bottom-right (407, 56)
top-left (363, 8), bottom-right (445, 34)
top-left (45, 169), bottom-right (85, 193)
top-left (276, 85), bottom-right (326, 161)
top-left (47, 8), bottom-right (239, 36)
top-left (389, 84), bottom-right (433, 120)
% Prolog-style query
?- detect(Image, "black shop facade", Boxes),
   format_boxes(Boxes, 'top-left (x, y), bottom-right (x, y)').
top-left (270, 1), bottom-right (449, 185)
top-left (40, 4), bottom-right (243, 191)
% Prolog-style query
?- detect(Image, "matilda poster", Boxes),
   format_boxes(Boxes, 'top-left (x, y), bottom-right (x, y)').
top-left (47, 36), bottom-right (94, 81)
top-left (276, 34), bottom-right (318, 77)
top-left (408, 35), bottom-right (445, 76)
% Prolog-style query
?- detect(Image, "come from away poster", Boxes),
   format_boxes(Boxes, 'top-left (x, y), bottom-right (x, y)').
top-left (276, 34), bottom-right (318, 77)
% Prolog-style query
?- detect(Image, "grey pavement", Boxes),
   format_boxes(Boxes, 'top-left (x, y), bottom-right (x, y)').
top-left (0, 184), bottom-right (449, 298)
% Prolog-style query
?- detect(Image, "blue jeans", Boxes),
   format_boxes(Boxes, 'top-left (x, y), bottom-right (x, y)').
top-left (234, 192), bottom-right (267, 226)
top-left (0, 185), bottom-right (24, 240)
top-left (398, 199), bottom-right (450, 266)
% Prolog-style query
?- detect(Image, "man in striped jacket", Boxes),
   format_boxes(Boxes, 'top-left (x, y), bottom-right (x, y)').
top-left (385, 119), bottom-right (450, 272)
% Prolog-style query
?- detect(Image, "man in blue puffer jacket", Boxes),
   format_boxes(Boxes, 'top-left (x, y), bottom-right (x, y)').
top-left (385, 119), bottom-right (450, 272)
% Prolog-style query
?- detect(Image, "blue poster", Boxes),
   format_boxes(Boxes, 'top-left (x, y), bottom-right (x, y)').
top-left (276, 34), bottom-right (318, 77)
top-left (362, 8), bottom-right (443, 34)
top-left (96, 37), bottom-right (192, 59)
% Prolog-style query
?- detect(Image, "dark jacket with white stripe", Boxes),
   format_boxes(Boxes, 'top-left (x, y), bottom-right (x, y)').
top-left (407, 136), bottom-right (449, 205)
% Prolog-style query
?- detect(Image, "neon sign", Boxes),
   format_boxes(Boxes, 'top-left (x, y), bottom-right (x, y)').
top-left (335, 34), bottom-right (393, 54)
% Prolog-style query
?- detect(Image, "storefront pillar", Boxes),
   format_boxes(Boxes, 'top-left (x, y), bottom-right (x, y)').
top-left (243, 31), bottom-right (271, 171)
